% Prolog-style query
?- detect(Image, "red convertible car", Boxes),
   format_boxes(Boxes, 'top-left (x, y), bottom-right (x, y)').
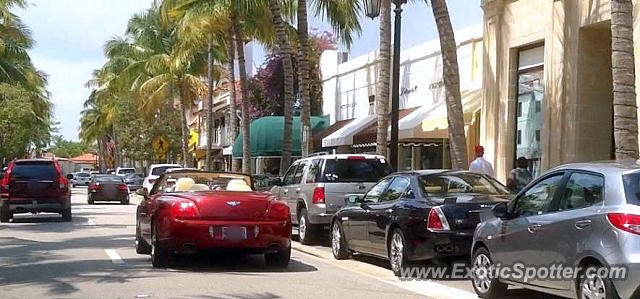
top-left (135, 170), bottom-right (291, 268)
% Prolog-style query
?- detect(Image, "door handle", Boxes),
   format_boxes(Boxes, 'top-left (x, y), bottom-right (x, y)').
top-left (283, 189), bottom-right (288, 194)
top-left (527, 224), bottom-right (542, 233)
top-left (386, 208), bottom-right (393, 214)
top-left (574, 219), bottom-right (592, 229)
top-left (295, 188), bottom-right (301, 193)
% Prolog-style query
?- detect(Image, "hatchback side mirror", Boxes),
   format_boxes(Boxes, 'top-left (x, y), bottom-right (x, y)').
top-left (66, 174), bottom-right (74, 180)
top-left (136, 187), bottom-right (149, 198)
top-left (492, 202), bottom-right (509, 219)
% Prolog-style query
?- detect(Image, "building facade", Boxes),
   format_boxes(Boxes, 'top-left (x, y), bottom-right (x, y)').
top-left (480, 0), bottom-right (640, 181)
top-left (320, 24), bottom-right (484, 171)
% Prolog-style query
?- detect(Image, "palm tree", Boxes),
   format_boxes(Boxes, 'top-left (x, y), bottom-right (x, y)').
top-left (611, 0), bottom-right (638, 160)
top-left (375, 0), bottom-right (391, 157)
top-left (429, 0), bottom-right (468, 169)
top-left (269, 0), bottom-right (295, 175)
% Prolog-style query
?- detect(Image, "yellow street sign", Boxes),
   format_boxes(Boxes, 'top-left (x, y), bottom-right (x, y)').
top-left (152, 136), bottom-right (169, 154)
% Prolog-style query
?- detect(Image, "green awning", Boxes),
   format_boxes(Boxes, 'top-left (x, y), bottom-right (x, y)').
top-left (232, 116), bottom-right (329, 158)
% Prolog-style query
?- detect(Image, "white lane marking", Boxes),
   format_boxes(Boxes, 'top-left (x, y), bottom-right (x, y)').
top-left (105, 249), bottom-right (124, 264)
top-left (87, 219), bottom-right (96, 226)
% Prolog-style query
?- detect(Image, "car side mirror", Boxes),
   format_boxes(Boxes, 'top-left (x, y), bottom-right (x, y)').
top-left (65, 174), bottom-right (74, 180)
top-left (136, 187), bottom-right (149, 198)
top-left (276, 177), bottom-right (284, 186)
top-left (492, 202), bottom-right (509, 219)
top-left (344, 194), bottom-right (363, 206)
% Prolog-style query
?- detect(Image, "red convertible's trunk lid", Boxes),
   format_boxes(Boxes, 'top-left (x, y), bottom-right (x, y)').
top-left (172, 191), bottom-right (273, 220)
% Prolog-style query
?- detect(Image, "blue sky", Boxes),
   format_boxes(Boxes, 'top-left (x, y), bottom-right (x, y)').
top-left (17, 0), bottom-right (482, 142)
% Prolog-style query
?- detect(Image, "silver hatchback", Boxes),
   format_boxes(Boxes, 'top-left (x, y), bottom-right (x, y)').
top-left (471, 161), bottom-right (640, 299)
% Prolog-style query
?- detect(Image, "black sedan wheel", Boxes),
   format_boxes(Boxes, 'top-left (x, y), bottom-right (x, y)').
top-left (0, 204), bottom-right (12, 223)
top-left (388, 229), bottom-right (410, 277)
top-left (151, 222), bottom-right (169, 268)
top-left (331, 220), bottom-right (349, 260)
top-left (471, 247), bottom-right (507, 298)
top-left (61, 206), bottom-right (72, 222)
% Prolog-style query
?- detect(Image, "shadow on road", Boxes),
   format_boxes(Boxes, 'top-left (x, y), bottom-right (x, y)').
top-left (163, 252), bottom-right (318, 274)
top-left (174, 292), bottom-right (281, 299)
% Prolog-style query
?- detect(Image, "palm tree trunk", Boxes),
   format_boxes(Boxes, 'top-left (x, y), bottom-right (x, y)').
top-left (178, 89), bottom-right (192, 168)
top-left (97, 138), bottom-right (106, 172)
top-left (270, 0), bottom-right (295, 175)
top-left (611, 0), bottom-right (639, 160)
top-left (206, 40), bottom-right (214, 171)
top-left (233, 23), bottom-right (252, 174)
top-left (298, 0), bottom-right (312, 157)
top-left (226, 22), bottom-right (240, 172)
top-left (430, 0), bottom-right (468, 169)
top-left (376, 0), bottom-right (391, 157)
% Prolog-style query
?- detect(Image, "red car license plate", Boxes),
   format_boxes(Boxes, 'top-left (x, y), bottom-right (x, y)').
top-left (220, 226), bottom-right (247, 241)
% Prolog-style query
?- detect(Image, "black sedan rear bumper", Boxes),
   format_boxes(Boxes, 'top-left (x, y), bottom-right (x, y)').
top-left (408, 230), bottom-right (474, 262)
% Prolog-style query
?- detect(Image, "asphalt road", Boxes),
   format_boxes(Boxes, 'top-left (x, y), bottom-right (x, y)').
top-left (0, 187), bottom-right (560, 299)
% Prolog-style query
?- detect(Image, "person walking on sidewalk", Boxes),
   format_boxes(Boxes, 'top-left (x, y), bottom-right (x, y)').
top-left (469, 145), bottom-right (494, 178)
top-left (506, 157), bottom-right (533, 194)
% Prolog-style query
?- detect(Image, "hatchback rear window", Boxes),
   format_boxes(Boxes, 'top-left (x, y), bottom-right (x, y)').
top-left (119, 168), bottom-right (135, 174)
top-left (322, 159), bottom-right (392, 183)
top-left (76, 173), bottom-right (90, 177)
top-left (623, 173), bottom-right (640, 205)
top-left (96, 176), bottom-right (124, 183)
top-left (11, 161), bottom-right (58, 180)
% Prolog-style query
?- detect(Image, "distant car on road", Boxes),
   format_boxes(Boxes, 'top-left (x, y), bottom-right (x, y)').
top-left (0, 159), bottom-right (71, 222)
top-left (123, 173), bottom-right (144, 192)
top-left (87, 175), bottom-right (129, 205)
top-left (270, 154), bottom-right (393, 244)
top-left (70, 172), bottom-right (91, 187)
top-left (330, 170), bottom-right (511, 276)
top-left (135, 170), bottom-right (291, 268)
top-left (115, 167), bottom-right (136, 177)
top-left (471, 161), bottom-right (640, 299)
top-left (142, 164), bottom-right (182, 192)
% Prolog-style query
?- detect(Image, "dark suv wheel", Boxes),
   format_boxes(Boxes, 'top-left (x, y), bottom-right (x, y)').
top-left (0, 203), bottom-right (12, 223)
top-left (61, 206), bottom-right (72, 222)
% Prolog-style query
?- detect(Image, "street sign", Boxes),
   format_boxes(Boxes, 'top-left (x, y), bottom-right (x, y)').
top-left (152, 136), bottom-right (168, 155)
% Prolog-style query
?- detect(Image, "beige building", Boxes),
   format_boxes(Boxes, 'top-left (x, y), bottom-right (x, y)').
top-left (480, 0), bottom-right (640, 181)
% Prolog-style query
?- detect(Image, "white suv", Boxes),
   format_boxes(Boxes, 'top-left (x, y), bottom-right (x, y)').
top-left (142, 164), bottom-right (182, 191)
top-left (115, 167), bottom-right (136, 177)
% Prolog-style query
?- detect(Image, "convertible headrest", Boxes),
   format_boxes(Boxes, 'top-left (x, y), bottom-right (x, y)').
top-left (226, 179), bottom-right (251, 192)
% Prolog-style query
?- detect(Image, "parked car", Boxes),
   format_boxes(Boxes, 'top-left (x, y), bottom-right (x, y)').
top-left (142, 164), bottom-right (182, 192)
top-left (0, 159), bottom-right (71, 222)
top-left (135, 170), bottom-right (291, 268)
top-left (71, 172), bottom-right (91, 187)
top-left (87, 175), bottom-right (129, 205)
top-left (471, 161), bottom-right (640, 299)
top-left (115, 167), bottom-right (136, 177)
top-left (330, 170), bottom-right (511, 276)
top-left (123, 173), bottom-right (144, 191)
top-left (270, 154), bottom-right (393, 244)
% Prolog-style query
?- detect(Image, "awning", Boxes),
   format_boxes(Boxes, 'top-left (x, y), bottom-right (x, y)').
top-left (352, 107), bottom-right (420, 146)
top-left (313, 118), bottom-right (354, 150)
top-left (232, 116), bottom-right (329, 158)
top-left (400, 88), bottom-right (482, 140)
top-left (322, 114), bottom-right (377, 148)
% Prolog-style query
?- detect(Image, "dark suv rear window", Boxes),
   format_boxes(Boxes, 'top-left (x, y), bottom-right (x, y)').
top-left (623, 173), bottom-right (640, 205)
top-left (322, 158), bottom-right (392, 183)
top-left (11, 161), bottom-right (58, 180)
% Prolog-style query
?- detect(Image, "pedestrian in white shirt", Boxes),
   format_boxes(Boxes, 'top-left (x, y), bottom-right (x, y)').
top-left (469, 145), bottom-right (495, 178)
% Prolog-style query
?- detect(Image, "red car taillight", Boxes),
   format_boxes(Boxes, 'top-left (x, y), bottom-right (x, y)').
top-left (427, 206), bottom-right (450, 232)
top-left (267, 200), bottom-right (290, 221)
top-left (89, 183), bottom-right (100, 191)
top-left (312, 187), bottom-right (325, 204)
top-left (148, 179), bottom-right (156, 185)
top-left (53, 160), bottom-right (67, 190)
top-left (118, 184), bottom-right (128, 191)
top-left (172, 201), bottom-right (198, 219)
top-left (607, 213), bottom-right (640, 235)
top-left (1, 161), bottom-right (13, 194)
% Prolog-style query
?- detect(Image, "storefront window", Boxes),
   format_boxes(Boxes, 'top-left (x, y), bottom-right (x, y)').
top-left (516, 46), bottom-right (544, 178)
top-left (420, 144), bottom-right (445, 170)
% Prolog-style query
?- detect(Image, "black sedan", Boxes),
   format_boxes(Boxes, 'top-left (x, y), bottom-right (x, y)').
top-left (330, 170), bottom-right (512, 276)
top-left (123, 173), bottom-right (144, 192)
top-left (87, 175), bottom-right (130, 205)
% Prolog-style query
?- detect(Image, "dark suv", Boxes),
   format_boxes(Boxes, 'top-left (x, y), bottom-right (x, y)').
top-left (270, 154), bottom-right (392, 244)
top-left (0, 159), bottom-right (72, 222)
